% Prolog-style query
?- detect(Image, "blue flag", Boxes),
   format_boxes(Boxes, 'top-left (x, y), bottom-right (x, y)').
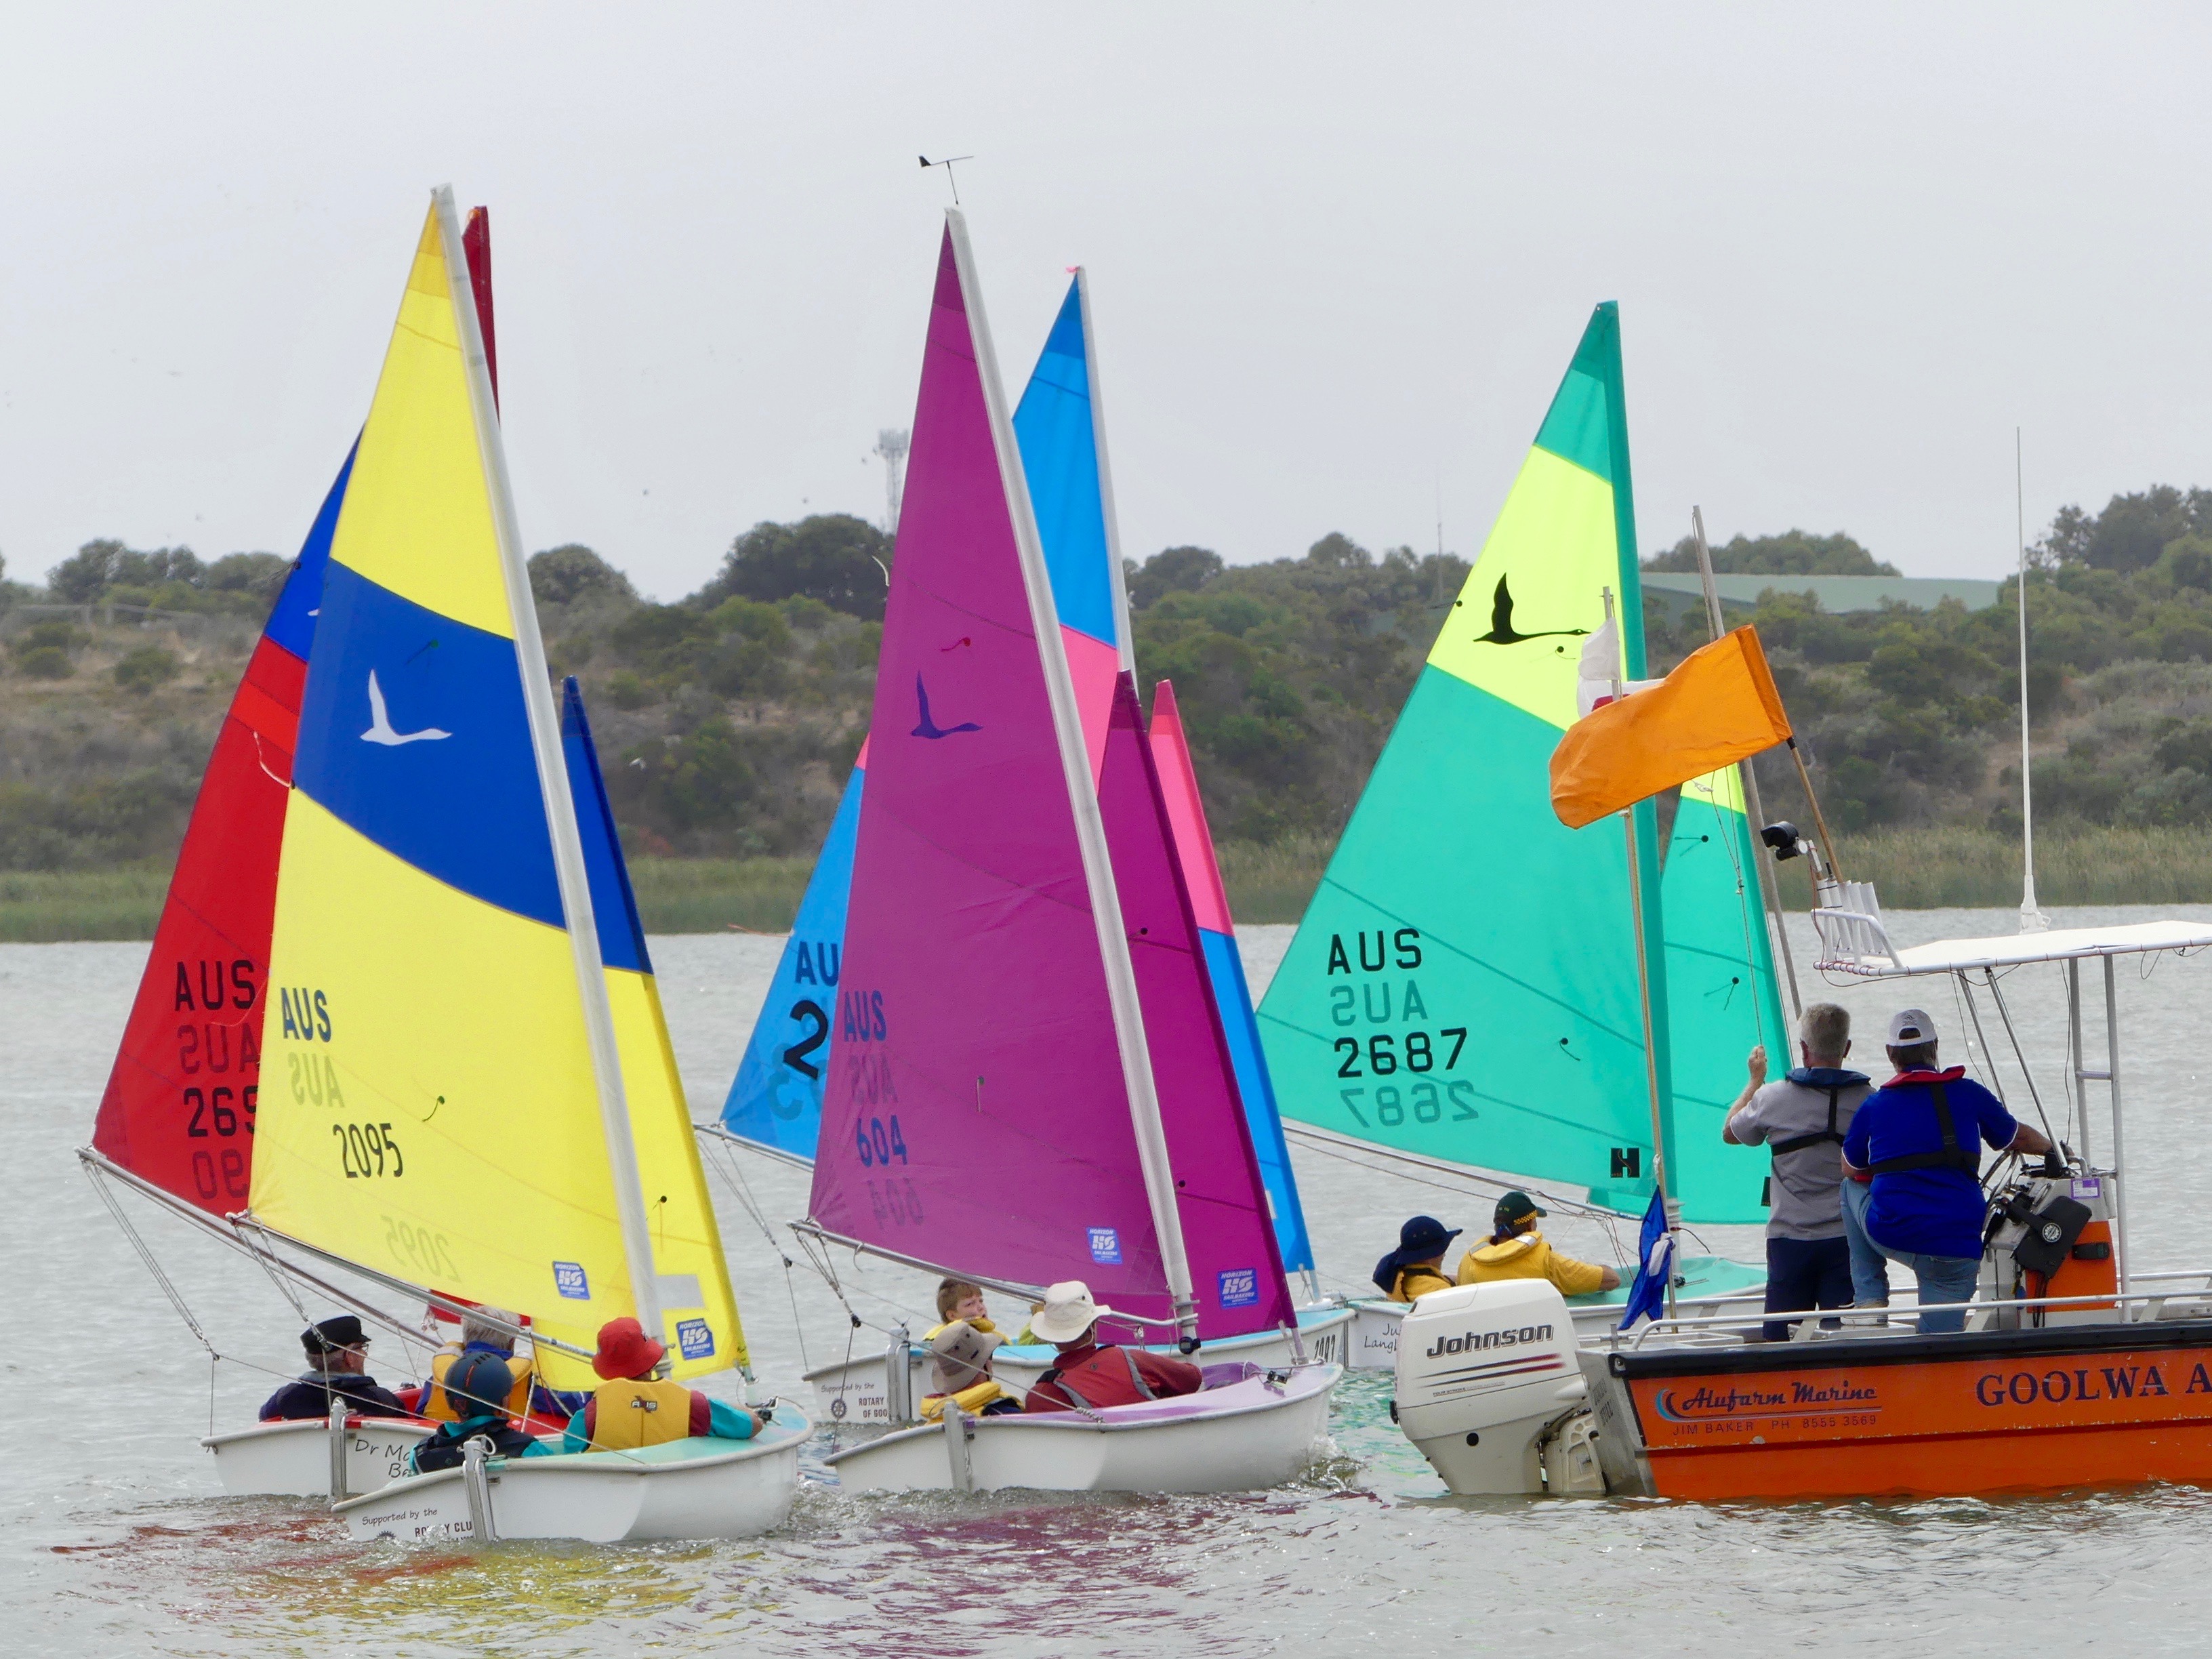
top-left (1618, 1189), bottom-right (1674, 1330)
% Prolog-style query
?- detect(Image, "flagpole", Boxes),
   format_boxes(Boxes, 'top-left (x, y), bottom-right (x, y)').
top-left (1604, 586), bottom-right (1675, 1319)
top-left (1690, 508), bottom-right (1802, 1023)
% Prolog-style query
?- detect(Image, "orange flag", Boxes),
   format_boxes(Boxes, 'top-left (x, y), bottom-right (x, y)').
top-left (1549, 625), bottom-right (1792, 829)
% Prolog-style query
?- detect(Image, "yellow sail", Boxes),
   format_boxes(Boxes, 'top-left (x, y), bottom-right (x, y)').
top-left (251, 197), bottom-right (742, 1385)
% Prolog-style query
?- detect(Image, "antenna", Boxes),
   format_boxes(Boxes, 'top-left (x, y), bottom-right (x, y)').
top-left (2018, 427), bottom-right (2049, 933)
top-left (874, 428), bottom-right (910, 533)
top-left (918, 154), bottom-right (974, 205)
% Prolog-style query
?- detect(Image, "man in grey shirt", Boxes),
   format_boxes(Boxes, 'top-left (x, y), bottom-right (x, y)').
top-left (1723, 1003), bottom-right (1873, 1340)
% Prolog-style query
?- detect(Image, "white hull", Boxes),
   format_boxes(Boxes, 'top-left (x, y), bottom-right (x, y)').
top-left (826, 1365), bottom-right (1340, 1494)
top-left (203, 1416), bottom-right (433, 1498)
top-left (806, 1307), bottom-right (1356, 1426)
top-left (334, 1407), bottom-right (811, 1544)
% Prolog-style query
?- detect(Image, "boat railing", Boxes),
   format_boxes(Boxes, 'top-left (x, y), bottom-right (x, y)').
top-left (1615, 1277), bottom-right (2212, 1349)
top-left (1811, 880), bottom-right (1905, 975)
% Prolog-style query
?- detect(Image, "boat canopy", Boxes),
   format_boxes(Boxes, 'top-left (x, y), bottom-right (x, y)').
top-left (1816, 915), bottom-right (2212, 979)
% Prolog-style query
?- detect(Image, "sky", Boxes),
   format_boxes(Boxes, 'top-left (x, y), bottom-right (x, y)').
top-left (3, 4), bottom-right (2209, 600)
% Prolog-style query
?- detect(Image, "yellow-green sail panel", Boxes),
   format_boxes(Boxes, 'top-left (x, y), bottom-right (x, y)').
top-left (1258, 304), bottom-right (1678, 1212)
top-left (252, 201), bottom-right (741, 1378)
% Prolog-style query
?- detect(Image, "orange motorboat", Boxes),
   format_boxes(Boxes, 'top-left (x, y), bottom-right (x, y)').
top-left (1395, 902), bottom-right (2212, 1501)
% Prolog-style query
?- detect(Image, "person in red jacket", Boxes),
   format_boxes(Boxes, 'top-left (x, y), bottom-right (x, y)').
top-left (1022, 1281), bottom-right (1204, 1414)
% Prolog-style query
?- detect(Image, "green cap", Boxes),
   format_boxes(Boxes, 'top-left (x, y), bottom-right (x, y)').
top-left (1495, 1190), bottom-right (1547, 1226)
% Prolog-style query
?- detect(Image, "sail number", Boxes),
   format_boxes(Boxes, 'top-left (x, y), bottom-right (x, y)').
top-left (185, 1084), bottom-right (257, 1136)
top-left (1334, 1029), bottom-right (1466, 1077)
top-left (384, 1214), bottom-right (459, 1281)
top-left (1339, 1080), bottom-right (1477, 1129)
top-left (854, 1115), bottom-right (909, 1168)
top-left (334, 1122), bottom-right (405, 1179)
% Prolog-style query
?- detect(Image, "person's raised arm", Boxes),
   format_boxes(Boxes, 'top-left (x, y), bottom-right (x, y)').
top-left (1721, 1045), bottom-right (1768, 1145)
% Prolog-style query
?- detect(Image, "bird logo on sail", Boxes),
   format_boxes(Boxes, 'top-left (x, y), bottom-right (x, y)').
top-left (911, 674), bottom-right (981, 739)
top-left (361, 670), bottom-right (452, 746)
top-left (1475, 577), bottom-right (1589, 647)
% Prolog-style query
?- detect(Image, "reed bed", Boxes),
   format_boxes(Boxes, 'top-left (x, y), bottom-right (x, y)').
top-left (5, 828), bottom-right (2206, 944)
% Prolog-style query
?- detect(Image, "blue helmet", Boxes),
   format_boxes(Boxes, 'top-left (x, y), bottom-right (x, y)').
top-left (445, 1349), bottom-right (515, 1418)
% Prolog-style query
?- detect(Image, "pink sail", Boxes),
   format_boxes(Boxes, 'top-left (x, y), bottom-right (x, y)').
top-left (809, 226), bottom-right (1172, 1316)
top-left (1099, 673), bottom-right (1294, 1336)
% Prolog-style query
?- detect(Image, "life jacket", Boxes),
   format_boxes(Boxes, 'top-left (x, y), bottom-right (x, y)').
top-left (1761, 1084), bottom-right (1849, 1209)
top-left (920, 1378), bottom-right (1006, 1420)
top-left (1036, 1346), bottom-right (1156, 1412)
top-left (1387, 1265), bottom-right (1454, 1304)
top-left (1864, 1077), bottom-right (1982, 1179)
top-left (409, 1417), bottom-right (539, 1473)
top-left (426, 1347), bottom-right (537, 1422)
top-left (586, 1377), bottom-right (695, 1450)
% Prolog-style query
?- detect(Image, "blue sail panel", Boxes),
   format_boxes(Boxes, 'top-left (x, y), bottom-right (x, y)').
top-left (1201, 926), bottom-right (1315, 1274)
top-left (1012, 279), bottom-right (1116, 649)
top-left (720, 759), bottom-right (863, 1160)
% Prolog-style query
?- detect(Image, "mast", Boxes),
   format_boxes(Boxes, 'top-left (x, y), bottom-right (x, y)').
top-left (1690, 507), bottom-right (1803, 1021)
top-left (949, 209), bottom-right (1199, 1347)
top-left (1076, 266), bottom-right (1137, 676)
top-left (2016, 429), bottom-right (2048, 933)
top-left (1605, 586), bottom-right (1676, 1315)
top-left (434, 188), bottom-right (665, 1347)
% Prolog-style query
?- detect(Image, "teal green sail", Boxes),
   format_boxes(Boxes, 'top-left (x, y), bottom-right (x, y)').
top-left (1660, 762), bottom-right (1784, 1223)
top-left (1256, 304), bottom-right (1681, 1216)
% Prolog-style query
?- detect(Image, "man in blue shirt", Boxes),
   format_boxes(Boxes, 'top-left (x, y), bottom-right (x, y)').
top-left (1841, 1008), bottom-right (2051, 1334)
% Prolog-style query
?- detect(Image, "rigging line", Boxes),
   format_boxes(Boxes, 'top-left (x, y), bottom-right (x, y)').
top-left (1702, 782), bottom-right (1769, 1054)
top-left (1281, 1127), bottom-right (1618, 1223)
top-left (1980, 966), bottom-right (2059, 1145)
top-left (698, 1134), bottom-right (813, 1368)
top-left (83, 1159), bottom-right (217, 1357)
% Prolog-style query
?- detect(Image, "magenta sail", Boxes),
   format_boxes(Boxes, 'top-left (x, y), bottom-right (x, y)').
top-left (808, 226), bottom-right (1171, 1313)
top-left (1098, 673), bottom-right (1295, 1337)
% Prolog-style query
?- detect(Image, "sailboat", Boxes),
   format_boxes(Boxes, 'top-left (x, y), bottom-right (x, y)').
top-left (83, 192), bottom-right (806, 1539)
top-left (796, 213), bottom-right (1336, 1493)
top-left (86, 208), bottom-right (502, 1498)
top-left (714, 268), bottom-right (1340, 1422)
top-left (1255, 304), bottom-right (1774, 1364)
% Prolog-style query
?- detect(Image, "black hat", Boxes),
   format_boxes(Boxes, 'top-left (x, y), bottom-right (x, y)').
top-left (1371, 1214), bottom-right (1463, 1294)
top-left (1494, 1191), bottom-right (1547, 1228)
top-left (302, 1315), bottom-right (368, 1357)
top-left (445, 1351), bottom-right (516, 1418)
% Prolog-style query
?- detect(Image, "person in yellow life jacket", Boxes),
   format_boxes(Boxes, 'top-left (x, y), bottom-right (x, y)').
top-left (920, 1319), bottom-right (1025, 1420)
top-left (422, 1307), bottom-right (583, 1427)
top-left (407, 1352), bottom-right (557, 1474)
top-left (924, 1278), bottom-right (1010, 1345)
top-left (1372, 1214), bottom-right (1463, 1303)
top-left (562, 1317), bottom-right (771, 1452)
top-left (1457, 1191), bottom-right (1622, 1296)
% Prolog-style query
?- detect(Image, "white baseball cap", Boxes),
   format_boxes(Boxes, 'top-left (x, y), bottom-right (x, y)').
top-left (1887, 1008), bottom-right (1938, 1045)
top-left (1027, 1280), bottom-right (1115, 1345)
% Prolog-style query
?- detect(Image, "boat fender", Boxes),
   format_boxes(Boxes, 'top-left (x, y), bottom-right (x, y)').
top-left (2011, 1195), bottom-right (2091, 1277)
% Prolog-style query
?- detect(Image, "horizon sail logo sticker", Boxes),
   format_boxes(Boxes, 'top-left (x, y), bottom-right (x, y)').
top-left (1088, 1227), bottom-right (1122, 1266)
top-left (553, 1261), bottom-right (590, 1300)
top-left (676, 1318), bottom-right (716, 1360)
top-left (1218, 1268), bottom-right (1259, 1308)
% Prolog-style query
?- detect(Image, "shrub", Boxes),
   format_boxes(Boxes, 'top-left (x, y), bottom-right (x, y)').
top-left (113, 645), bottom-right (180, 693)
top-left (14, 645), bottom-right (73, 680)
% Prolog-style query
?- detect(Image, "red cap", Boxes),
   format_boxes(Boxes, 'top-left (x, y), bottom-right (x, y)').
top-left (592, 1316), bottom-right (667, 1380)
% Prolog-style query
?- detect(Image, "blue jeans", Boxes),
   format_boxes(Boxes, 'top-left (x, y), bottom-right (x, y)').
top-left (1839, 1180), bottom-right (1891, 1307)
top-left (1763, 1236), bottom-right (1854, 1343)
top-left (1868, 1244), bottom-right (1981, 1335)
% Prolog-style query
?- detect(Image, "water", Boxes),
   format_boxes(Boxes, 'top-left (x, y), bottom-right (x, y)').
top-left (10, 907), bottom-right (2212, 1656)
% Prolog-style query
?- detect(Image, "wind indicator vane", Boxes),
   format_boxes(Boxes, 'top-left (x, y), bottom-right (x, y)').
top-left (918, 153), bottom-right (974, 205)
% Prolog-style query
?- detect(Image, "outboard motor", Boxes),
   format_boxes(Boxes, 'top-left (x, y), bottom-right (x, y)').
top-left (1393, 1280), bottom-right (1591, 1495)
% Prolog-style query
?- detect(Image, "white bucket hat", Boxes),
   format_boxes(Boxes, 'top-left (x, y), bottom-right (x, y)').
top-left (1028, 1280), bottom-right (1113, 1345)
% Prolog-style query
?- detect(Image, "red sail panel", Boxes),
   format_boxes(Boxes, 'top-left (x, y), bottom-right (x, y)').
top-left (91, 634), bottom-right (306, 1212)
